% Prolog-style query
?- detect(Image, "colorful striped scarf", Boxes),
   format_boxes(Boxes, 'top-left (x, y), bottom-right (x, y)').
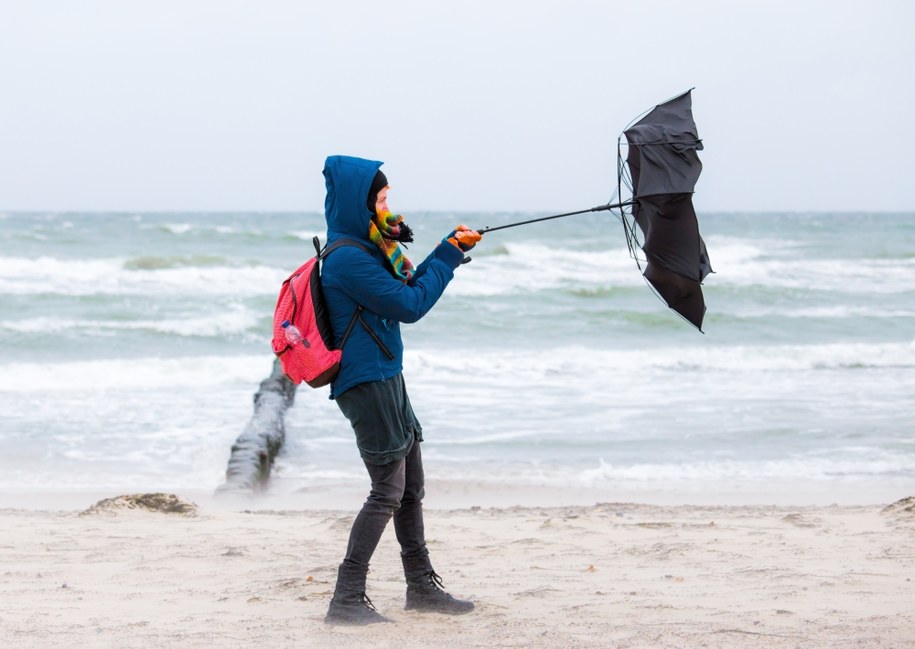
top-left (368, 211), bottom-right (414, 282)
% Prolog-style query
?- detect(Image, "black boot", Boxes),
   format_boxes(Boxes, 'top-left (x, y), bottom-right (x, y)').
top-left (324, 564), bottom-right (393, 625)
top-left (403, 556), bottom-right (474, 615)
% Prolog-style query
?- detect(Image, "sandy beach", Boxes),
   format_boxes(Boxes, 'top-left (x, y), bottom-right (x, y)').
top-left (2, 491), bottom-right (914, 649)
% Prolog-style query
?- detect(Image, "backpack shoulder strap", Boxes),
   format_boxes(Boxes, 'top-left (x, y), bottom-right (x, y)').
top-left (311, 236), bottom-right (394, 361)
top-left (314, 236), bottom-right (373, 260)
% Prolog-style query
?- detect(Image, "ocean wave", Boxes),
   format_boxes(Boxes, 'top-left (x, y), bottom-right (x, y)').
top-left (149, 222), bottom-right (266, 237)
top-left (290, 230), bottom-right (327, 242)
top-left (0, 256), bottom-right (285, 297)
top-left (5, 338), bottom-right (911, 395)
top-left (123, 254), bottom-right (229, 270)
top-left (1, 304), bottom-right (260, 338)
top-left (406, 339), bottom-right (915, 377)
top-left (569, 454), bottom-right (915, 484)
top-left (716, 257), bottom-right (915, 294)
top-left (699, 235), bottom-right (915, 294)
top-left (142, 218), bottom-right (324, 241)
top-left (447, 242), bottom-right (644, 296)
top-left (6, 231), bottom-right (914, 303)
top-left (162, 223), bottom-right (194, 235)
top-left (438, 236), bottom-right (915, 298)
top-left (0, 354), bottom-right (273, 392)
top-left (270, 453), bottom-right (915, 495)
top-left (719, 305), bottom-right (915, 319)
top-left (457, 457), bottom-right (911, 486)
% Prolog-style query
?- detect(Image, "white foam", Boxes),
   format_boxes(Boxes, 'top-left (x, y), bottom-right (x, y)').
top-left (406, 338), bottom-right (915, 378)
top-left (729, 305), bottom-right (915, 319)
top-left (705, 234), bottom-right (802, 263)
top-left (5, 233), bottom-right (912, 302)
top-left (290, 230), bottom-right (326, 242)
top-left (138, 221), bottom-right (267, 238)
top-left (448, 242), bottom-right (643, 297)
top-left (1, 304), bottom-right (260, 337)
top-left (1, 336), bottom-right (911, 399)
top-left (266, 454), bottom-right (915, 499)
top-left (0, 354), bottom-right (272, 392)
top-left (0, 256), bottom-right (285, 297)
top-left (729, 258), bottom-right (913, 293)
top-left (442, 235), bottom-right (915, 299)
top-left (163, 223), bottom-right (193, 235)
top-left (571, 453), bottom-right (915, 485)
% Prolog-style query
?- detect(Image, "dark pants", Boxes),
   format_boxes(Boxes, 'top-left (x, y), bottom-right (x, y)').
top-left (341, 434), bottom-right (429, 572)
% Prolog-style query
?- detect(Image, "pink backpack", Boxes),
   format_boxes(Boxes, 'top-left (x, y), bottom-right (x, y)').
top-left (272, 237), bottom-right (372, 387)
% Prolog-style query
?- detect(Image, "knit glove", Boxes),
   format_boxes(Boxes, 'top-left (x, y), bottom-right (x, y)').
top-left (444, 225), bottom-right (482, 252)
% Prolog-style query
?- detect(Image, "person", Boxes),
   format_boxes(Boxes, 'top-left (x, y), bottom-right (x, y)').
top-left (320, 155), bottom-right (481, 625)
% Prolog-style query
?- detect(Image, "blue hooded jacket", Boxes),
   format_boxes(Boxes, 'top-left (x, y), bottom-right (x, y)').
top-left (321, 155), bottom-right (464, 398)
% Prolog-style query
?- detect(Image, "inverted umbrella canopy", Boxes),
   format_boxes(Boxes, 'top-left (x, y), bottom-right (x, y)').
top-left (475, 89), bottom-right (711, 331)
top-left (623, 89), bottom-right (712, 331)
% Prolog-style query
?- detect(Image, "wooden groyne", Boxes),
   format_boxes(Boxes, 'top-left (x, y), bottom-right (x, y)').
top-left (215, 359), bottom-right (297, 494)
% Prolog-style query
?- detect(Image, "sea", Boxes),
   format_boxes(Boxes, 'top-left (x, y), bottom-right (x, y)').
top-left (1, 210), bottom-right (913, 506)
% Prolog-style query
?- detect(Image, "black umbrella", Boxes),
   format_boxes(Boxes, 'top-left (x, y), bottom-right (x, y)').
top-left (621, 89), bottom-right (712, 330)
top-left (478, 89), bottom-right (711, 331)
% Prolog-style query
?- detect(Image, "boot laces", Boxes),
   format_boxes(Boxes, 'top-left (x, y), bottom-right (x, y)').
top-left (360, 592), bottom-right (379, 611)
top-left (428, 570), bottom-right (445, 590)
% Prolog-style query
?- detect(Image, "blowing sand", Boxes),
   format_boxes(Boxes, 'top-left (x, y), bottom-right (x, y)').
top-left (1, 493), bottom-right (914, 649)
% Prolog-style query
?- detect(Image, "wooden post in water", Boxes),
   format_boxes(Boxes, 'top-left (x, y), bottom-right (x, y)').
top-left (215, 359), bottom-right (297, 494)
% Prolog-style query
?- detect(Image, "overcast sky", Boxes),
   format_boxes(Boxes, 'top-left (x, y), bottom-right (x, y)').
top-left (1, 1), bottom-right (913, 213)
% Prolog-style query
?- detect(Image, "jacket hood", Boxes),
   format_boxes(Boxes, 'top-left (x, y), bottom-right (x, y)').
top-left (323, 155), bottom-right (383, 243)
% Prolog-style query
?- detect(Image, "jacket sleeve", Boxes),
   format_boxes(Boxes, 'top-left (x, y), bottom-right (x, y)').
top-left (410, 239), bottom-right (467, 284)
top-left (326, 242), bottom-right (464, 324)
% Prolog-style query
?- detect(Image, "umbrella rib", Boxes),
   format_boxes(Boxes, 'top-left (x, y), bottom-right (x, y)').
top-left (626, 139), bottom-right (702, 147)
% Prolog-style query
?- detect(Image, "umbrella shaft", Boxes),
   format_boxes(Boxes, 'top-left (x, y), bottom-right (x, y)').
top-left (477, 201), bottom-right (633, 234)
